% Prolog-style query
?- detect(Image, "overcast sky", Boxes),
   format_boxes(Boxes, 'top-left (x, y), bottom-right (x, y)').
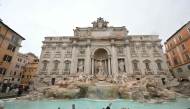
top-left (0, 0), bottom-right (190, 57)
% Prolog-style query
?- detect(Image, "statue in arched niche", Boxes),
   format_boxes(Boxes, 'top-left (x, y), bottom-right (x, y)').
top-left (78, 60), bottom-right (84, 73)
top-left (97, 60), bottom-right (105, 75)
top-left (119, 60), bottom-right (125, 73)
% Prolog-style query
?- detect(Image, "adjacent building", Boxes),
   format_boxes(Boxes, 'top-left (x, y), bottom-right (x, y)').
top-left (8, 52), bottom-right (29, 84)
top-left (0, 20), bottom-right (25, 83)
top-left (22, 59), bottom-right (39, 84)
top-left (35, 17), bottom-right (169, 85)
top-left (165, 21), bottom-right (190, 79)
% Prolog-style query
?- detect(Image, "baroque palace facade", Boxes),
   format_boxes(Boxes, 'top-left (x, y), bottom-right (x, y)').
top-left (36, 17), bottom-right (169, 85)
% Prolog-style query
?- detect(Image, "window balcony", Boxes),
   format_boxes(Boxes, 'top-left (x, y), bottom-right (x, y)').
top-left (144, 69), bottom-right (154, 75)
top-left (133, 69), bottom-right (141, 75)
top-left (50, 69), bottom-right (59, 75)
top-left (39, 69), bottom-right (48, 75)
top-left (62, 69), bottom-right (70, 75)
top-left (157, 69), bottom-right (167, 75)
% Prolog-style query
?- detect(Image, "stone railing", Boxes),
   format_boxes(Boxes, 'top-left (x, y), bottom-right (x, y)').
top-left (145, 69), bottom-right (154, 75)
top-left (50, 69), bottom-right (59, 75)
top-left (62, 69), bottom-right (70, 75)
top-left (133, 69), bottom-right (141, 75)
top-left (39, 69), bottom-right (48, 75)
top-left (157, 69), bottom-right (167, 75)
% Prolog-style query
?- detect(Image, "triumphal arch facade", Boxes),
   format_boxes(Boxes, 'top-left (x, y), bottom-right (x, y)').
top-left (36, 17), bottom-right (169, 85)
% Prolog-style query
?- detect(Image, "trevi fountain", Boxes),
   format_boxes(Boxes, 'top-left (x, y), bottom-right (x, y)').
top-left (0, 17), bottom-right (190, 109)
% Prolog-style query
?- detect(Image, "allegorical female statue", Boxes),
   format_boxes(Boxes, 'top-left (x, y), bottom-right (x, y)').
top-left (78, 60), bottom-right (84, 73)
top-left (97, 60), bottom-right (104, 75)
top-left (119, 60), bottom-right (125, 73)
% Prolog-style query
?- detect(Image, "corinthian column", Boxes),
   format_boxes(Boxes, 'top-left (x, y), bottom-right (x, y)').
top-left (124, 39), bottom-right (132, 74)
top-left (111, 40), bottom-right (118, 75)
top-left (84, 38), bottom-right (91, 74)
top-left (70, 40), bottom-right (77, 74)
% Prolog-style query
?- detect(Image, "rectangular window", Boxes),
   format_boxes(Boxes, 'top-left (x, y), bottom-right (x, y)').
top-left (57, 47), bottom-right (60, 52)
top-left (157, 63), bottom-right (162, 69)
top-left (142, 46), bottom-right (146, 52)
top-left (174, 58), bottom-right (178, 65)
top-left (20, 72), bottom-right (22, 76)
top-left (43, 63), bottom-right (47, 70)
top-left (65, 63), bottom-right (70, 71)
top-left (181, 44), bottom-right (186, 50)
top-left (14, 71), bottom-right (16, 75)
top-left (172, 50), bottom-right (175, 55)
top-left (54, 62), bottom-right (58, 70)
top-left (130, 46), bottom-right (135, 52)
top-left (21, 66), bottom-right (25, 69)
top-left (15, 64), bottom-right (20, 68)
top-left (184, 53), bottom-right (190, 60)
top-left (145, 63), bottom-right (150, 69)
top-left (170, 43), bottom-right (172, 48)
top-left (133, 63), bottom-right (138, 69)
top-left (17, 58), bottom-right (22, 62)
top-left (22, 75), bottom-right (25, 78)
top-left (12, 35), bottom-right (18, 43)
top-left (7, 44), bottom-right (16, 52)
top-left (0, 68), bottom-right (6, 75)
top-left (18, 79), bottom-right (20, 81)
top-left (3, 54), bottom-right (12, 62)
top-left (12, 78), bottom-right (14, 81)
top-left (177, 68), bottom-right (183, 73)
top-left (46, 48), bottom-right (50, 52)
top-left (178, 35), bottom-right (182, 41)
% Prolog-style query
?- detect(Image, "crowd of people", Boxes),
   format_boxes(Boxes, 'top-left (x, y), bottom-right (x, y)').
top-left (0, 83), bottom-right (29, 96)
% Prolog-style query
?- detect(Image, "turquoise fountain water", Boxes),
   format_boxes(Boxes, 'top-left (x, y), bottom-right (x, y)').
top-left (0, 98), bottom-right (190, 109)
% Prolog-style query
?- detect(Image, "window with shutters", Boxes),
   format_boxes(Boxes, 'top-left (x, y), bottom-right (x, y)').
top-left (184, 53), bottom-right (190, 60)
top-left (7, 44), bottom-right (16, 52)
top-left (170, 43), bottom-right (172, 48)
top-left (174, 58), bottom-right (178, 65)
top-left (20, 72), bottom-right (22, 76)
top-left (178, 35), bottom-right (182, 41)
top-left (0, 68), bottom-right (6, 75)
top-left (3, 54), bottom-right (12, 62)
top-left (177, 68), bottom-right (183, 73)
top-left (12, 35), bottom-right (18, 43)
top-left (181, 44), bottom-right (186, 50)
top-left (172, 50), bottom-right (175, 55)
top-left (14, 71), bottom-right (17, 75)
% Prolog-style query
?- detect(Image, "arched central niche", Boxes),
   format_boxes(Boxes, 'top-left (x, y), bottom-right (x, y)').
top-left (94, 48), bottom-right (108, 58)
